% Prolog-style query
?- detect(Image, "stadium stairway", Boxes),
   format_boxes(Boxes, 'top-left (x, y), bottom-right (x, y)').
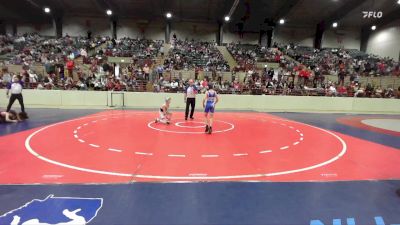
top-left (73, 42), bottom-right (110, 80)
top-left (163, 43), bottom-right (171, 56)
top-left (216, 46), bottom-right (238, 69)
top-left (153, 43), bottom-right (171, 69)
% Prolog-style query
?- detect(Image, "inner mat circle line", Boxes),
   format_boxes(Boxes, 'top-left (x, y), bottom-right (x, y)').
top-left (25, 112), bottom-right (347, 180)
top-left (148, 119), bottom-right (235, 134)
top-left (175, 121), bottom-right (206, 128)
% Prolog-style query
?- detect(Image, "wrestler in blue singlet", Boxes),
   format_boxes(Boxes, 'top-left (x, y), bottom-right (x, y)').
top-left (204, 90), bottom-right (217, 114)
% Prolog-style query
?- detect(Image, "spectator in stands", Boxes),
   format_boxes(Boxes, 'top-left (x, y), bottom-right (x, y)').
top-left (338, 69), bottom-right (346, 86)
top-left (93, 79), bottom-right (104, 91)
top-left (106, 77), bottom-right (115, 91)
top-left (80, 48), bottom-right (88, 58)
top-left (66, 58), bottom-right (74, 78)
top-left (169, 39), bottom-right (229, 72)
top-left (143, 64), bottom-right (150, 81)
top-left (267, 68), bottom-right (274, 81)
top-left (171, 80), bottom-right (179, 92)
top-left (156, 65), bottom-right (164, 80)
top-left (114, 79), bottom-right (122, 91)
top-left (298, 68), bottom-right (311, 85)
top-left (396, 87), bottom-right (400, 98)
top-left (200, 78), bottom-right (208, 93)
top-left (325, 84), bottom-right (336, 97)
top-left (337, 85), bottom-right (347, 97)
top-left (217, 70), bottom-right (223, 84)
top-left (44, 59), bottom-right (55, 77)
top-left (101, 61), bottom-right (109, 72)
top-left (1, 67), bottom-right (12, 85)
top-left (160, 45), bottom-right (164, 56)
top-left (233, 80), bottom-right (240, 93)
top-left (353, 83), bottom-right (365, 97)
top-left (365, 83), bottom-right (374, 97)
top-left (375, 86), bottom-right (383, 98)
top-left (1, 34), bottom-right (399, 98)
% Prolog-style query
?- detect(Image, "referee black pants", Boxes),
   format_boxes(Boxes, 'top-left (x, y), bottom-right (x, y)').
top-left (7, 93), bottom-right (25, 113)
top-left (185, 98), bottom-right (195, 119)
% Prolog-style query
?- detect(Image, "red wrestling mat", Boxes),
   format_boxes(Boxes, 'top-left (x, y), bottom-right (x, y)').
top-left (0, 111), bottom-right (399, 184)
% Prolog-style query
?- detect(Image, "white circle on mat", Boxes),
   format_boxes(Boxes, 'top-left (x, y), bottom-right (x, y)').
top-left (175, 121), bottom-right (206, 128)
top-left (148, 120), bottom-right (234, 134)
top-left (361, 119), bottom-right (400, 132)
top-left (25, 113), bottom-right (347, 180)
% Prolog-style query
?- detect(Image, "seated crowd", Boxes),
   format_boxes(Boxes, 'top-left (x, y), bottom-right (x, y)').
top-left (166, 39), bottom-right (230, 72)
top-left (281, 43), bottom-right (400, 77)
top-left (0, 59), bottom-right (155, 91)
top-left (227, 43), bottom-right (283, 71)
top-left (0, 33), bottom-right (106, 66)
top-left (99, 37), bottom-right (163, 59)
top-left (0, 34), bottom-right (399, 99)
top-left (152, 66), bottom-right (400, 99)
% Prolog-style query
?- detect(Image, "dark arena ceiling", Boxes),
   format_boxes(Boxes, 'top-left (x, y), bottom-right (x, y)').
top-left (0, 0), bottom-right (399, 31)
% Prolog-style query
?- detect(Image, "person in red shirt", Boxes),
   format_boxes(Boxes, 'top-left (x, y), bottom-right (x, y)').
top-left (114, 80), bottom-right (122, 91)
top-left (299, 69), bottom-right (308, 78)
top-left (275, 54), bottom-right (281, 63)
top-left (337, 85), bottom-right (347, 97)
top-left (201, 79), bottom-right (208, 90)
top-left (378, 61), bottom-right (385, 75)
top-left (339, 60), bottom-right (345, 71)
top-left (106, 77), bottom-right (115, 90)
top-left (394, 64), bottom-right (400, 76)
top-left (66, 59), bottom-right (74, 78)
top-left (299, 68), bottom-right (310, 85)
top-left (233, 80), bottom-right (240, 91)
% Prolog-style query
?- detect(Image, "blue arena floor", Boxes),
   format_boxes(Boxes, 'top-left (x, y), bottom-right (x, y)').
top-left (1, 181), bottom-right (400, 225)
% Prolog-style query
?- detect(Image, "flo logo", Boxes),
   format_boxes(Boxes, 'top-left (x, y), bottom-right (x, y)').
top-left (362, 11), bottom-right (383, 18)
top-left (0, 195), bottom-right (103, 225)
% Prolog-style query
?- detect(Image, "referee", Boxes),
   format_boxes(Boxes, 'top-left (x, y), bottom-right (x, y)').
top-left (184, 79), bottom-right (197, 120)
top-left (6, 75), bottom-right (26, 114)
